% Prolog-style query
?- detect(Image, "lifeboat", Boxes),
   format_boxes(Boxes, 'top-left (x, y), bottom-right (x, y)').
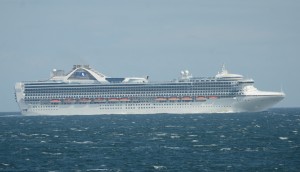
top-left (79, 98), bottom-right (91, 103)
top-left (196, 96), bottom-right (207, 102)
top-left (209, 96), bottom-right (218, 99)
top-left (108, 98), bottom-right (119, 102)
top-left (119, 98), bottom-right (130, 102)
top-left (64, 98), bottom-right (76, 104)
top-left (155, 97), bottom-right (167, 101)
top-left (50, 99), bottom-right (61, 103)
top-left (94, 98), bottom-right (106, 103)
top-left (181, 96), bottom-right (193, 101)
top-left (168, 97), bottom-right (180, 101)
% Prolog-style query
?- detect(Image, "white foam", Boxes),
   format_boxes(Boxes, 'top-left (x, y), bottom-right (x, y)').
top-left (245, 148), bottom-right (258, 152)
top-left (188, 134), bottom-right (198, 137)
top-left (112, 133), bottom-right (124, 136)
top-left (73, 141), bottom-right (94, 144)
top-left (220, 148), bottom-right (231, 151)
top-left (170, 133), bottom-right (180, 138)
top-left (70, 128), bottom-right (84, 131)
top-left (153, 165), bottom-right (167, 170)
top-left (42, 152), bottom-right (62, 156)
top-left (279, 137), bottom-right (288, 140)
top-left (163, 146), bottom-right (182, 150)
top-left (193, 144), bottom-right (217, 147)
top-left (156, 133), bottom-right (167, 136)
top-left (165, 125), bottom-right (182, 128)
top-left (170, 135), bottom-right (180, 139)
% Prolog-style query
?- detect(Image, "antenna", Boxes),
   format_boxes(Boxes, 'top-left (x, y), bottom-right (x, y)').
top-left (280, 84), bottom-right (284, 93)
top-left (222, 63), bottom-right (226, 72)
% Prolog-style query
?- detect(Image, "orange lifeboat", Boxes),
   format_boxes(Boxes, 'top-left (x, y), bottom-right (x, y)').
top-left (181, 96), bottom-right (193, 101)
top-left (168, 97), bottom-right (180, 101)
top-left (50, 99), bottom-right (61, 103)
top-left (155, 97), bottom-right (167, 102)
top-left (94, 98), bottom-right (106, 103)
top-left (196, 96), bottom-right (207, 102)
top-left (209, 96), bottom-right (218, 99)
top-left (119, 98), bottom-right (130, 102)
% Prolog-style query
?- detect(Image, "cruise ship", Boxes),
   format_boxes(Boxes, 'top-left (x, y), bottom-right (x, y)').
top-left (15, 65), bottom-right (285, 115)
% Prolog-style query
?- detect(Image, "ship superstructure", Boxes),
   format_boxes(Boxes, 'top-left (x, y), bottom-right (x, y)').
top-left (15, 65), bottom-right (285, 115)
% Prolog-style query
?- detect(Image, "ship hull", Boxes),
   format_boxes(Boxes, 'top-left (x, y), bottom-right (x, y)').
top-left (15, 65), bottom-right (285, 115)
top-left (19, 95), bottom-right (284, 116)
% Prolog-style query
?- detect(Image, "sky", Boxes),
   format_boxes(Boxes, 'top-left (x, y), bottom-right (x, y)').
top-left (0, 0), bottom-right (299, 112)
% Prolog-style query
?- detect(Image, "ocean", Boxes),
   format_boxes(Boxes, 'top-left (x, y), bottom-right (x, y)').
top-left (0, 108), bottom-right (299, 171)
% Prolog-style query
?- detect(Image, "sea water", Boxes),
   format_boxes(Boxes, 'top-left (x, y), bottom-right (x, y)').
top-left (0, 108), bottom-right (299, 171)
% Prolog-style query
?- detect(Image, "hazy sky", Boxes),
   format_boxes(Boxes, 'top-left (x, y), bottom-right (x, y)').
top-left (0, 0), bottom-right (299, 112)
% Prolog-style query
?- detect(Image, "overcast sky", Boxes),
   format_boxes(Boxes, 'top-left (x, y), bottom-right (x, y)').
top-left (0, 0), bottom-right (299, 112)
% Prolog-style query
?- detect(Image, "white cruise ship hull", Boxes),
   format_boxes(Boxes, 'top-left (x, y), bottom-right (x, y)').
top-left (15, 65), bottom-right (285, 115)
top-left (19, 95), bottom-right (284, 116)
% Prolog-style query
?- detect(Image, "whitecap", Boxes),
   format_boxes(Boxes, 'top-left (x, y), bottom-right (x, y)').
top-left (165, 125), bottom-right (182, 128)
top-left (279, 137), bottom-right (288, 140)
top-left (1, 163), bottom-right (9, 166)
top-left (112, 133), bottom-right (124, 136)
top-left (52, 129), bottom-right (62, 132)
top-left (73, 141), bottom-right (94, 144)
top-left (188, 135), bottom-right (198, 137)
top-left (245, 148), bottom-right (258, 152)
top-left (149, 137), bottom-right (163, 141)
top-left (42, 152), bottom-right (62, 156)
top-left (163, 146), bottom-right (182, 150)
top-left (70, 128), bottom-right (83, 132)
top-left (192, 140), bottom-right (198, 143)
top-left (220, 148), bottom-right (231, 151)
top-left (193, 144), bottom-right (217, 147)
top-left (156, 133), bottom-right (167, 136)
top-left (153, 165), bottom-right (167, 170)
top-left (170, 135), bottom-right (180, 139)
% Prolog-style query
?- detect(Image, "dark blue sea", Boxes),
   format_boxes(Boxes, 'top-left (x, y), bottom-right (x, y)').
top-left (1, 108), bottom-right (299, 172)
